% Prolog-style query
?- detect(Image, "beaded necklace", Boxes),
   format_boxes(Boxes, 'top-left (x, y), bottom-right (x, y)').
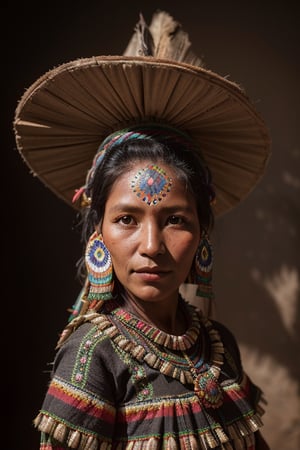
top-left (92, 299), bottom-right (225, 408)
top-left (182, 350), bottom-right (223, 408)
top-left (111, 299), bottom-right (201, 351)
top-left (112, 307), bottom-right (198, 383)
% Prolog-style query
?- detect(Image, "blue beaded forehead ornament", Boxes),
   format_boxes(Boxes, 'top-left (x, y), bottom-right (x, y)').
top-left (131, 164), bottom-right (173, 206)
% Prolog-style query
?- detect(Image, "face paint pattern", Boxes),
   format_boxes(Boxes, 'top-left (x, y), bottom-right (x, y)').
top-left (130, 164), bottom-right (173, 206)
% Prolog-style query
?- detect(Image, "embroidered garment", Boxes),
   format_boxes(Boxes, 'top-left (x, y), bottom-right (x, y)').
top-left (34, 300), bottom-right (265, 449)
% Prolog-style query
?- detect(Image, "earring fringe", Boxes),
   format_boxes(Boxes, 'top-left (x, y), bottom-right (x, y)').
top-left (194, 234), bottom-right (214, 300)
top-left (85, 231), bottom-right (114, 302)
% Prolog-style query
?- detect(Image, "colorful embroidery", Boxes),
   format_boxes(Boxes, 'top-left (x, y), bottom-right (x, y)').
top-left (34, 302), bottom-right (265, 450)
top-left (109, 302), bottom-right (224, 392)
top-left (35, 384), bottom-right (261, 449)
top-left (71, 325), bottom-right (106, 386)
top-left (114, 344), bottom-right (154, 401)
top-left (130, 164), bottom-right (172, 206)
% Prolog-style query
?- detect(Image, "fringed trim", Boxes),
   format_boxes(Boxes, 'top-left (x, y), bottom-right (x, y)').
top-left (34, 413), bottom-right (111, 450)
top-left (197, 426), bottom-right (229, 449)
top-left (256, 401), bottom-right (266, 418)
top-left (34, 409), bottom-right (262, 450)
top-left (90, 309), bottom-right (224, 390)
top-left (56, 311), bottom-right (101, 348)
top-left (112, 422), bottom-right (252, 450)
top-left (56, 300), bottom-right (224, 390)
top-left (255, 389), bottom-right (268, 418)
top-left (227, 413), bottom-right (262, 438)
top-left (111, 300), bottom-right (202, 351)
top-left (240, 372), bottom-right (268, 419)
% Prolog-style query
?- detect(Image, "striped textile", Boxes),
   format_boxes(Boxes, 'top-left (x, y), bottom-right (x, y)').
top-left (34, 304), bottom-right (264, 449)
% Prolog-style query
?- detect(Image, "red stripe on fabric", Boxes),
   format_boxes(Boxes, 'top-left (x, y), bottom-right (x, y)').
top-left (223, 378), bottom-right (250, 403)
top-left (48, 384), bottom-right (114, 423)
top-left (223, 388), bottom-right (247, 402)
top-left (118, 399), bottom-right (203, 423)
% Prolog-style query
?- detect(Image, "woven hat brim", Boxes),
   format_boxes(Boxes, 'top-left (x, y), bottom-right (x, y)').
top-left (14, 55), bottom-right (271, 216)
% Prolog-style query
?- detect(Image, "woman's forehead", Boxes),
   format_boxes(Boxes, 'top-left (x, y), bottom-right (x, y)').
top-left (106, 161), bottom-right (195, 210)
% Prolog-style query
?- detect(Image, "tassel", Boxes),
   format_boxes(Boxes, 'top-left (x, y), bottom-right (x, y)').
top-left (67, 429), bottom-right (82, 448)
top-left (145, 437), bottom-right (159, 449)
top-left (53, 423), bottom-right (67, 442)
top-left (165, 436), bottom-right (178, 449)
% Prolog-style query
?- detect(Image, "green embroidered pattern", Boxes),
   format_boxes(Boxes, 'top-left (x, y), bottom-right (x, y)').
top-left (114, 343), bottom-right (154, 401)
top-left (72, 325), bottom-right (107, 386)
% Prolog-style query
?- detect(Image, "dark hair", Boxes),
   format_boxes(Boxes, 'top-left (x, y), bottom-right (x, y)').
top-left (76, 137), bottom-right (214, 280)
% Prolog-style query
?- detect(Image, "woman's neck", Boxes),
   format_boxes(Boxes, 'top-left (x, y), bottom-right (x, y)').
top-left (120, 291), bottom-right (187, 335)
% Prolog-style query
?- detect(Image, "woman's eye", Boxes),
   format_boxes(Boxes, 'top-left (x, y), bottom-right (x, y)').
top-left (118, 216), bottom-right (133, 225)
top-left (168, 215), bottom-right (183, 225)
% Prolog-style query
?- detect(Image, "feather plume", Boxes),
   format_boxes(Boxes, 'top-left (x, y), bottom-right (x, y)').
top-left (123, 10), bottom-right (205, 67)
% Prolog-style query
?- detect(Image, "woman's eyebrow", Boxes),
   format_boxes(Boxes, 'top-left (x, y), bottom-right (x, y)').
top-left (107, 203), bottom-right (143, 213)
top-left (107, 203), bottom-right (195, 214)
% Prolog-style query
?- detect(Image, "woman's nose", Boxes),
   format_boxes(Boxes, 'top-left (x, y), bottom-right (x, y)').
top-left (138, 222), bottom-right (165, 257)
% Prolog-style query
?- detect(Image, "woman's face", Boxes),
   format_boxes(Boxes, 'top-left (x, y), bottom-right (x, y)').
top-left (101, 161), bottom-right (201, 304)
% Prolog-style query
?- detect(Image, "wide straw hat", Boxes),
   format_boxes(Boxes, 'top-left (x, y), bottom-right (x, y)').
top-left (14, 11), bottom-right (271, 217)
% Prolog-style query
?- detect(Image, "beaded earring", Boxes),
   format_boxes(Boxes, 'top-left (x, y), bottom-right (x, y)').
top-left (194, 233), bottom-right (214, 300)
top-left (85, 231), bottom-right (114, 303)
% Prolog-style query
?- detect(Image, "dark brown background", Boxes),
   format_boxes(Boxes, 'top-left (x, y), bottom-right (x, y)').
top-left (3, 1), bottom-right (299, 449)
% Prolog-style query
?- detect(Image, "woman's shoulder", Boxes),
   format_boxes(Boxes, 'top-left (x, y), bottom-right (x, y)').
top-left (206, 317), bottom-right (243, 380)
top-left (56, 311), bottom-right (112, 345)
top-left (210, 318), bottom-right (240, 351)
top-left (51, 312), bottom-right (123, 387)
top-left (54, 312), bottom-right (116, 365)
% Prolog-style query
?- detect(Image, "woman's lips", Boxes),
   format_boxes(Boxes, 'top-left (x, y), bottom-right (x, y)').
top-left (134, 267), bottom-right (170, 281)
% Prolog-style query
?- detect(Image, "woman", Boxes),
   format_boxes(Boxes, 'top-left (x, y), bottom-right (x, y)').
top-left (13, 11), bottom-right (271, 450)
